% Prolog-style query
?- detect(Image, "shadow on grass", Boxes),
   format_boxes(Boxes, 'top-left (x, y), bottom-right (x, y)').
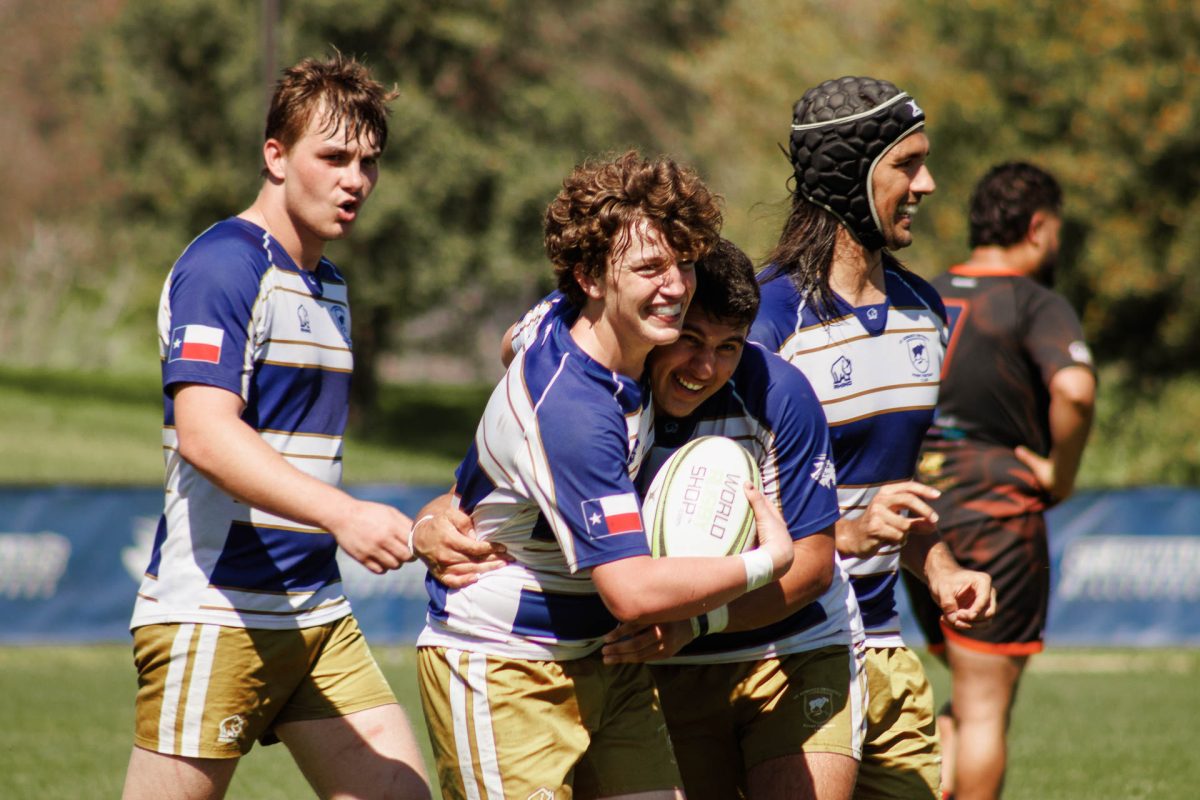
top-left (0, 365), bottom-right (160, 407)
top-left (354, 382), bottom-right (491, 462)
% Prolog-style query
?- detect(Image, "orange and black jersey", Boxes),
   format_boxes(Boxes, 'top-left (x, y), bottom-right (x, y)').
top-left (920, 265), bottom-right (1094, 526)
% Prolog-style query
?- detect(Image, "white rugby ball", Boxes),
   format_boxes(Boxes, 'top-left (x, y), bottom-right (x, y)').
top-left (642, 435), bottom-right (761, 558)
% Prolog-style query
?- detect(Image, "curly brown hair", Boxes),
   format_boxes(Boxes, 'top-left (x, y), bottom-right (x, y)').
top-left (544, 150), bottom-right (722, 308)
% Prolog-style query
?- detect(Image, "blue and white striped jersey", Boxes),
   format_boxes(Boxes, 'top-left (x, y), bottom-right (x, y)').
top-left (418, 311), bottom-right (655, 661)
top-left (642, 343), bottom-right (861, 664)
top-left (132, 217), bottom-right (355, 630)
top-left (751, 268), bottom-right (947, 647)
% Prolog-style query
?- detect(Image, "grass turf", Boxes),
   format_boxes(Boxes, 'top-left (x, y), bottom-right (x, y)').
top-left (1, 645), bottom-right (1196, 799)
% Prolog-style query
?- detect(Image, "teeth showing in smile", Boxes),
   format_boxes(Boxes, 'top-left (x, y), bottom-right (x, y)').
top-left (652, 303), bottom-right (682, 317)
top-left (675, 375), bottom-right (703, 392)
top-left (898, 203), bottom-right (919, 218)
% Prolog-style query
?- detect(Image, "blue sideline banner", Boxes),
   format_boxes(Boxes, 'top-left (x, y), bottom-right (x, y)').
top-left (898, 487), bottom-right (1200, 648)
top-left (3, 486), bottom-right (1199, 645)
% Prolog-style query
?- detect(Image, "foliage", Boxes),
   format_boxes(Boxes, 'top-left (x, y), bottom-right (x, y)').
top-left (883, 0), bottom-right (1200, 379)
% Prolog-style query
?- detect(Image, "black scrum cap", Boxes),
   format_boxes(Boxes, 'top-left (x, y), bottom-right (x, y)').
top-left (789, 76), bottom-right (926, 251)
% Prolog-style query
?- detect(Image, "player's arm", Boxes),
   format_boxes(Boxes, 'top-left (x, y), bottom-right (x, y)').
top-left (410, 490), bottom-right (511, 588)
top-left (1015, 365), bottom-right (1096, 503)
top-left (720, 526), bottom-right (834, 632)
top-left (590, 482), bottom-right (793, 625)
top-left (835, 480), bottom-right (941, 558)
top-left (901, 528), bottom-right (997, 630)
top-left (173, 383), bottom-right (414, 573)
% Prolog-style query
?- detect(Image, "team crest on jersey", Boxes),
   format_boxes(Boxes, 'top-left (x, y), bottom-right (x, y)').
top-left (330, 305), bottom-right (351, 345)
top-left (831, 355), bottom-right (853, 389)
top-left (866, 308), bottom-right (879, 320)
top-left (903, 334), bottom-right (932, 378)
top-left (297, 305), bottom-right (311, 333)
top-left (810, 454), bottom-right (837, 488)
top-left (799, 688), bottom-right (839, 726)
top-left (216, 714), bottom-right (247, 744)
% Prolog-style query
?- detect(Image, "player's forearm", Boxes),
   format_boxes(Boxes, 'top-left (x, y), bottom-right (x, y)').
top-left (724, 533), bottom-right (835, 633)
top-left (1046, 369), bottom-right (1096, 499)
top-left (592, 554), bottom-right (754, 624)
top-left (899, 528), bottom-right (950, 586)
top-left (177, 410), bottom-right (355, 532)
top-left (833, 516), bottom-right (864, 557)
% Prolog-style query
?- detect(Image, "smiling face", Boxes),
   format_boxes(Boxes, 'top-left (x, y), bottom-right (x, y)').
top-left (870, 131), bottom-right (936, 251)
top-left (648, 310), bottom-right (747, 419)
top-left (268, 104), bottom-right (382, 252)
top-left (577, 216), bottom-right (697, 373)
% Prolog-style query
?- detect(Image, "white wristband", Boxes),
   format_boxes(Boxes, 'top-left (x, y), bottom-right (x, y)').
top-left (408, 514), bottom-right (435, 562)
top-left (739, 548), bottom-right (775, 592)
top-left (706, 605), bottom-right (729, 634)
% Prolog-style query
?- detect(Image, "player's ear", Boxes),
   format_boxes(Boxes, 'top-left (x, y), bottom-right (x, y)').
top-left (574, 263), bottom-right (605, 301)
top-left (262, 138), bottom-right (288, 182)
top-left (1027, 210), bottom-right (1050, 246)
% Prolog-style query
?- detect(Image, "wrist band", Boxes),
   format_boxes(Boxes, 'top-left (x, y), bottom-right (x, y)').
top-left (706, 605), bottom-right (729, 634)
top-left (408, 514), bottom-right (435, 561)
top-left (739, 548), bottom-right (775, 592)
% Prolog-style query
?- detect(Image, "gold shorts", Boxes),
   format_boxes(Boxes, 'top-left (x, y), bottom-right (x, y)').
top-left (651, 645), bottom-right (866, 800)
top-left (418, 647), bottom-right (682, 800)
top-left (853, 646), bottom-right (940, 799)
top-left (131, 615), bottom-right (396, 759)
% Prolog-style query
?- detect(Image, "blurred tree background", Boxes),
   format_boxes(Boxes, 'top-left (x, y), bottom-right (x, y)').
top-left (1, 0), bottom-right (1197, 484)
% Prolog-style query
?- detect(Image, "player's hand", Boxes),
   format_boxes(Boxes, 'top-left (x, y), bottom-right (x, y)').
top-left (329, 499), bottom-right (414, 574)
top-left (1014, 446), bottom-right (1067, 504)
top-left (930, 566), bottom-right (997, 630)
top-left (836, 481), bottom-right (940, 559)
top-left (745, 482), bottom-right (794, 578)
top-left (600, 619), bottom-right (696, 663)
top-left (414, 507), bottom-right (511, 588)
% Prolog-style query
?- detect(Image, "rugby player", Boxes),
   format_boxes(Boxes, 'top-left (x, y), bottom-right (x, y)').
top-left (123, 54), bottom-right (430, 800)
top-left (750, 76), bottom-right (997, 799)
top-left (415, 152), bottom-right (795, 799)
top-left (598, 238), bottom-right (867, 800)
top-left (908, 162), bottom-right (1095, 800)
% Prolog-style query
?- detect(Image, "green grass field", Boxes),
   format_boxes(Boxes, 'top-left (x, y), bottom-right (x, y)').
top-left (1, 645), bottom-right (1196, 799)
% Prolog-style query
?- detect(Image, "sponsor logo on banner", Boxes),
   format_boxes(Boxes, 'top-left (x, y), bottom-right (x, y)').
top-left (1058, 536), bottom-right (1200, 601)
top-left (169, 324), bottom-right (224, 364)
top-left (582, 493), bottom-right (643, 539)
top-left (0, 532), bottom-right (71, 598)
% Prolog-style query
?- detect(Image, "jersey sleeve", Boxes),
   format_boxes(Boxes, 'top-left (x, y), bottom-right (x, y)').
top-left (1021, 288), bottom-right (1094, 385)
top-left (511, 290), bottom-right (574, 355)
top-left (761, 358), bottom-right (842, 540)
top-left (528, 393), bottom-right (651, 572)
top-left (749, 275), bottom-right (801, 352)
top-left (161, 239), bottom-right (262, 399)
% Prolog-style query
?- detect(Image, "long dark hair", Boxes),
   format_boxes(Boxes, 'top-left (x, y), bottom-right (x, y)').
top-left (763, 195), bottom-right (908, 323)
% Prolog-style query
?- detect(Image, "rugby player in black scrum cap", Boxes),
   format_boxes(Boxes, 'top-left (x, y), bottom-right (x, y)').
top-left (749, 76), bottom-right (997, 799)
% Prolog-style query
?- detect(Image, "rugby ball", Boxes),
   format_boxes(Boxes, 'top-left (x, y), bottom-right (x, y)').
top-left (642, 435), bottom-right (761, 558)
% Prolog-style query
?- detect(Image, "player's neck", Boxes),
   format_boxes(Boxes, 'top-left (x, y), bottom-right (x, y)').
top-left (240, 189), bottom-right (325, 272)
top-left (964, 245), bottom-right (1037, 277)
top-left (830, 232), bottom-right (886, 306)
top-left (569, 309), bottom-right (649, 380)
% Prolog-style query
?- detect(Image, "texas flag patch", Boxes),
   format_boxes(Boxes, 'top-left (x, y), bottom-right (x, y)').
top-left (581, 492), bottom-right (643, 539)
top-left (169, 324), bottom-right (224, 364)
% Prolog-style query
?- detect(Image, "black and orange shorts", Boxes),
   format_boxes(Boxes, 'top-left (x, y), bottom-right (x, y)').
top-left (905, 512), bottom-right (1049, 656)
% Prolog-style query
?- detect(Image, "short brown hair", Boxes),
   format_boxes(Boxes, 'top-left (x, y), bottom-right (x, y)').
top-left (544, 150), bottom-right (722, 308)
top-left (264, 51), bottom-right (398, 154)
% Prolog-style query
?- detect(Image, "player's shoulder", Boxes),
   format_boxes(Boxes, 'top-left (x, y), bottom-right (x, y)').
top-left (888, 265), bottom-right (946, 321)
top-left (518, 316), bottom-right (644, 420)
top-left (750, 269), bottom-right (804, 345)
top-left (173, 218), bottom-right (272, 282)
top-left (728, 343), bottom-right (822, 424)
